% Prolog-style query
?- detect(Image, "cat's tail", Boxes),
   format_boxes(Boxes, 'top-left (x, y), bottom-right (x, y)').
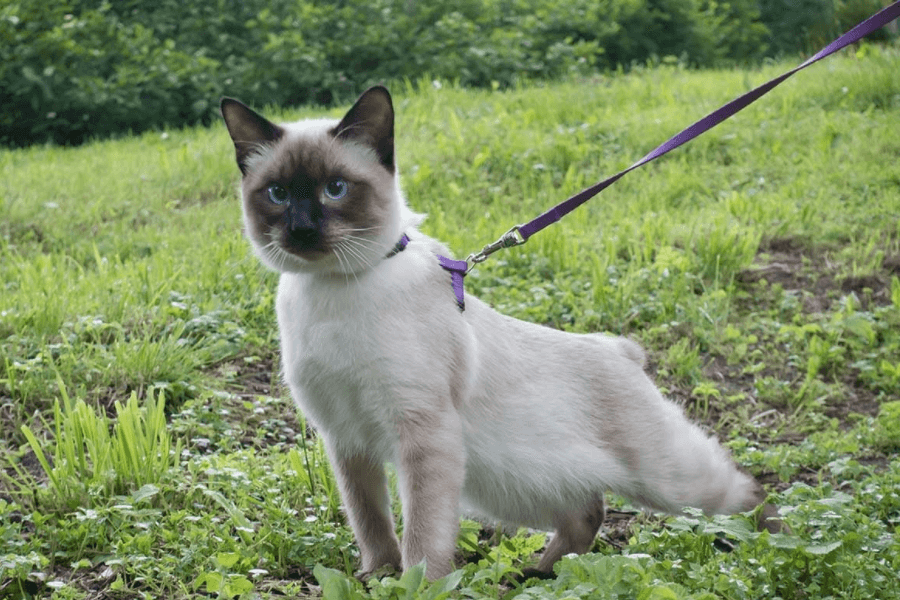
top-left (642, 419), bottom-right (787, 533)
top-left (606, 368), bottom-right (775, 526)
top-left (642, 400), bottom-right (764, 515)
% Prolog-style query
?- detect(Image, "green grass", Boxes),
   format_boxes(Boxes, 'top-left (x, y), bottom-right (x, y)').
top-left (2, 44), bottom-right (899, 599)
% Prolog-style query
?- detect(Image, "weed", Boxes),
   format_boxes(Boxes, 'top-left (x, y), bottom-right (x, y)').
top-left (18, 383), bottom-right (180, 512)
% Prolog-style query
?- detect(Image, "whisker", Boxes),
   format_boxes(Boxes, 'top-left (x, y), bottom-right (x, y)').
top-left (338, 240), bottom-right (375, 275)
top-left (343, 232), bottom-right (382, 247)
top-left (342, 241), bottom-right (378, 269)
top-left (261, 235), bottom-right (284, 271)
top-left (342, 237), bottom-right (380, 254)
top-left (335, 245), bottom-right (360, 285)
top-left (333, 245), bottom-right (348, 283)
top-left (260, 233), bottom-right (295, 272)
top-left (344, 230), bottom-right (378, 244)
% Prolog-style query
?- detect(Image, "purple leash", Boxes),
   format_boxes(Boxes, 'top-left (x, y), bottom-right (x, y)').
top-left (399, 1), bottom-right (900, 311)
top-left (465, 1), bottom-right (900, 266)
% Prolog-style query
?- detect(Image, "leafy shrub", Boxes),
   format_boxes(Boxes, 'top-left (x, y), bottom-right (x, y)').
top-left (835, 0), bottom-right (897, 42)
top-left (0, 3), bottom-right (220, 146)
top-left (758, 0), bottom-right (895, 56)
top-left (1, 0), bottom-right (896, 146)
top-left (607, 0), bottom-right (769, 67)
top-left (758, 0), bottom-right (839, 55)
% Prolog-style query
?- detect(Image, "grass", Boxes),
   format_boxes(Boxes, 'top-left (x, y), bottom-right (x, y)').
top-left (1, 43), bottom-right (899, 598)
top-left (17, 382), bottom-right (179, 512)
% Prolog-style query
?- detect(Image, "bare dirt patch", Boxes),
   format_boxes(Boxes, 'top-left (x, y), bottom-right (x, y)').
top-left (727, 235), bottom-right (895, 426)
top-left (738, 236), bottom-right (899, 312)
top-left (206, 354), bottom-right (307, 452)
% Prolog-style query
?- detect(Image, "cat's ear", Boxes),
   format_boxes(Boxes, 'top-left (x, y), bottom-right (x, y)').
top-left (332, 86), bottom-right (395, 173)
top-left (220, 98), bottom-right (284, 176)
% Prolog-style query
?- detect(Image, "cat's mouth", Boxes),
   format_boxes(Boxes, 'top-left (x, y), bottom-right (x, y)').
top-left (283, 244), bottom-right (329, 263)
top-left (286, 228), bottom-right (321, 253)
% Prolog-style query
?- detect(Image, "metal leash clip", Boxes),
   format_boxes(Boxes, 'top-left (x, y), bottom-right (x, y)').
top-left (465, 225), bottom-right (526, 270)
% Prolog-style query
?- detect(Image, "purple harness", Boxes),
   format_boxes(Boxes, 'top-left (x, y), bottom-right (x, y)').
top-left (387, 234), bottom-right (467, 310)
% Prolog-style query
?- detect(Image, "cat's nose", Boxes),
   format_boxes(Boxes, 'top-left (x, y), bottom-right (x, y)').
top-left (288, 197), bottom-right (318, 229)
top-left (287, 198), bottom-right (321, 249)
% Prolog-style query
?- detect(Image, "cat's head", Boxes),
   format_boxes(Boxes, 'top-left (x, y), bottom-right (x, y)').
top-left (221, 86), bottom-right (417, 275)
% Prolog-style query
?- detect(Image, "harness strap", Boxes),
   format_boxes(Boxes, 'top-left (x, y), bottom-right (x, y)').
top-left (385, 233), bottom-right (410, 258)
top-left (436, 255), bottom-right (468, 311)
top-left (385, 234), bottom-right (466, 311)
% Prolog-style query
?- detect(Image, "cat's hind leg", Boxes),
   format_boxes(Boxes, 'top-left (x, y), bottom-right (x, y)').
top-left (522, 494), bottom-right (605, 578)
top-left (328, 449), bottom-right (402, 578)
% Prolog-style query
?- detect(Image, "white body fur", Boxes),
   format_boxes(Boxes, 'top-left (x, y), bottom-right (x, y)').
top-left (277, 224), bottom-right (762, 574)
top-left (222, 88), bottom-right (769, 580)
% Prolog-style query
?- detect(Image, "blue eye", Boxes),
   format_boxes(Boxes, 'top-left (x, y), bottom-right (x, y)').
top-left (323, 178), bottom-right (348, 201)
top-left (267, 183), bottom-right (289, 205)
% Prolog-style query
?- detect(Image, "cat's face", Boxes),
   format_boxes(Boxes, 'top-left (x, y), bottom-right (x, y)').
top-left (221, 87), bottom-right (404, 275)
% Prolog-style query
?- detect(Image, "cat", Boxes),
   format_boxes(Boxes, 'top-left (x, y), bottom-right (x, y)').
top-left (221, 86), bottom-right (782, 581)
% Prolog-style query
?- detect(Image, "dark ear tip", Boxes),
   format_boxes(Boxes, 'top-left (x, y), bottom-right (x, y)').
top-left (362, 85), bottom-right (392, 105)
top-left (220, 97), bottom-right (244, 114)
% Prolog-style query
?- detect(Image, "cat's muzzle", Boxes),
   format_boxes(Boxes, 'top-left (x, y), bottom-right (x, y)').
top-left (287, 198), bottom-right (322, 251)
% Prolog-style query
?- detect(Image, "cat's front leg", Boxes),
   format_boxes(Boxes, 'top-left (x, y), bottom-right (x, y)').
top-left (396, 409), bottom-right (466, 580)
top-left (327, 447), bottom-right (402, 578)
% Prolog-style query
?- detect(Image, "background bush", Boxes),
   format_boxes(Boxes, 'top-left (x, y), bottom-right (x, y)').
top-left (2, 0), bottom-right (896, 147)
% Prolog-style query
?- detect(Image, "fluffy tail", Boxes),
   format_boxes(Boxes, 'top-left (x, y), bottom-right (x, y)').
top-left (613, 394), bottom-right (764, 518)
top-left (603, 341), bottom-right (789, 533)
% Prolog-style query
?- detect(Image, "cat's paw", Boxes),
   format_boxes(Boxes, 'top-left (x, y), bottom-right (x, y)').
top-left (756, 502), bottom-right (791, 534)
top-left (515, 566), bottom-right (556, 582)
top-left (355, 564), bottom-right (400, 582)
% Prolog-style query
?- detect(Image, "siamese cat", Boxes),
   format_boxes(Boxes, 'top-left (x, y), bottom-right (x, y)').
top-left (221, 86), bottom-right (781, 580)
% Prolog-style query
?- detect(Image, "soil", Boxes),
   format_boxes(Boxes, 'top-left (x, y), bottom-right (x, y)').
top-left (738, 235), bottom-right (900, 312)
